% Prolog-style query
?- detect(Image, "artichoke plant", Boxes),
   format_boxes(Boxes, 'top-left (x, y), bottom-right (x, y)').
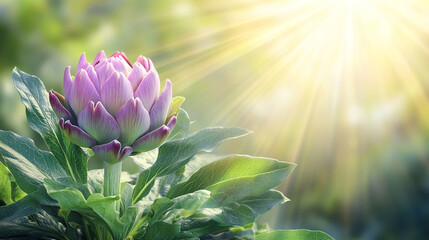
top-left (49, 51), bottom-right (177, 164)
top-left (0, 51), bottom-right (334, 240)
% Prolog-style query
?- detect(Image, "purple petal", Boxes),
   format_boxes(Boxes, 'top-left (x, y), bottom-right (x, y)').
top-left (167, 116), bottom-right (177, 131)
top-left (111, 51), bottom-right (132, 67)
top-left (120, 146), bottom-right (133, 161)
top-left (95, 60), bottom-right (116, 87)
top-left (59, 118), bottom-right (96, 147)
top-left (63, 66), bottom-right (72, 104)
top-left (85, 65), bottom-right (100, 93)
top-left (128, 62), bottom-right (147, 91)
top-left (115, 98), bottom-right (150, 146)
top-left (134, 69), bottom-right (160, 111)
top-left (100, 72), bottom-right (134, 115)
top-left (149, 80), bottom-right (172, 131)
top-left (93, 50), bottom-right (106, 66)
top-left (111, 58), bottom-right (132, 77)
top-left (147, 58), bottom-right (154, 71)
top-left (69, 70), bottom-right (100, 116)
top-left (136, 56), bottom-right (150, 71)
top-left (132, 125), bottom-right (170, 153)
top-left (92, 140), bottom-right (132, 163)
top-left (78, 101), bottom-right (120, 144)
top-left (92, 140), bottom-right (120, 163)
top-left (49, 90), bottom-right (73, 120)
top-left (77, 53), bottom-right (89, 73)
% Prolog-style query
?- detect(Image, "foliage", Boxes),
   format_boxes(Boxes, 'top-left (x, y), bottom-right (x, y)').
top-left (0, 69), bottom-right (334, 239)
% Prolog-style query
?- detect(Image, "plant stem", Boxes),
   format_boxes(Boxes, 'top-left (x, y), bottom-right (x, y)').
top-left (104, 161), bottom-right (122, 197)
top-left (103, 161), bottom-right (122, 240)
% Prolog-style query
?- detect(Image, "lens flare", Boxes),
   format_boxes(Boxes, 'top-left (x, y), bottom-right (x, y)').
top-left (138, 0), bottom-right (429, 236)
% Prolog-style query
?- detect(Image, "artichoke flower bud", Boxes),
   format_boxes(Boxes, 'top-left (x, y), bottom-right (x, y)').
top-left (49, 51), bottom-right (177, 163)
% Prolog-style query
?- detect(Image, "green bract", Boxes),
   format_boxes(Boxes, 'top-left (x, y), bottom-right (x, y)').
top-left (0, 67), bottom-right (334, 240)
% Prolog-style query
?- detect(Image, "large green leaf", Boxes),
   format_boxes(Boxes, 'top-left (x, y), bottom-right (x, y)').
top-left (0, 196), bottom-right (41, 222)
top-left (167, 155), bottom-right (295, 206)
top-left (12, 68), bottom-right (88, 183)
top-left (132, 127), bottom-right (249, 204)
top-left (0, 130), bottom-right (71, 204)
top-left (255, 229), bottom-right (334, 240)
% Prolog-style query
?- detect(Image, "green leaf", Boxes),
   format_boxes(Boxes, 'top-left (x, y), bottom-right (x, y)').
top-left (121, 202), bottom-right (146, 238)
top-left (238, 190), bottom-right (288, 216)
top-left (120, 183), bottom-right (133, 215)
top-left (157, 167), bottom-right (185, 198)
top-left (144, 221), bottom-right (181, 240)
top-left (44, 180), bottom-right (124, 239)
top-left (0, 222), bottom-right (67, 239)
top-left (0, 196), bottom-right (41, 222)
top-left (142, 190), bottom-right (211, 230)
top-left (88, 169), bottom-right (104, 194)
top-left (0, 161), bottom-right (12, 204)
top-left (205, 190), bottom-right (287, 226)
top-left (44, 178), bottom-right (90, 199)
top-left (11, 181), bottom-right (26, 202)
top-left (12, 68), bottom-right (88, 183)
top-left (180, 218), bottom-right (227, 237)
top-left (211, 204), bottom-right (256, 226)
top-left (132, 127), bottom-right (249, 204)
top-left (0, 130), bottom-right (71, 204)
top-left (172, 190), bottom-right (211, 211)
top-left (131, 149), bottom-right (158, 169)
top-left (0, 207), bottom-right (76, 239)
top-left (167, 155), bottom-right (295, 206)
top-left (255, 230), bottom-right (334, 240)
top-left (149, 198), bottom-right (175, 223)
top-left (183, 154), bottom-right (222, 179)
top-left (7, 173), bottom-right (27, 202)
top-left (168, 108), bottom-right (191, 140)
top-left (170, 96), bottom-right (185, 117)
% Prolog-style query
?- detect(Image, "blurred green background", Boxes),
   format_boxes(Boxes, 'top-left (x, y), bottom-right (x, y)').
top-left (1, 0), bottom-right (428, 239)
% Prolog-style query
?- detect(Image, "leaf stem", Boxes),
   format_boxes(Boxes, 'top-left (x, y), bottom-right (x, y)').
top-left (127, 215), bottom-right (148, 238)
top-left (131, 176), bottom-right (156, 205)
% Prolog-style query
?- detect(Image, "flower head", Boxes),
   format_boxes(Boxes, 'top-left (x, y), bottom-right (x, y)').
top-left (49, 51), bottom-right (178, 163)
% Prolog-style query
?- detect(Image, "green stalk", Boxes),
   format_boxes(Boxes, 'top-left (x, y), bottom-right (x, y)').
top-left (104, 161), bottom-right (122, 198)
top-left (103, 161), bottom-right (122, 239)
